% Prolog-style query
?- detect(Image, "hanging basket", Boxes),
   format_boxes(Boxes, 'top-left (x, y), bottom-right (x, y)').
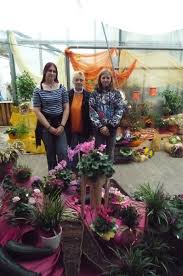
top-left (149, 87), bottom-right (157, 97)
top-left (132, 91), bottom-right (140, 101)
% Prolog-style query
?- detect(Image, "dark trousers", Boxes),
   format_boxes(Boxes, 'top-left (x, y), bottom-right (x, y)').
top-left (94, 129), bottom-right (117, 162)
top-left (69, 133), bottom-right (87, 171)
top-left (42, 128), bottom-right (68, 171)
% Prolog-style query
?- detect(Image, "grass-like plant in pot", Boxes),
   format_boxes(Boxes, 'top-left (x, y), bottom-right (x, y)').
top-left (139, 232), bottom-right (175, 275)
top-left (104, 245), bottom-right (156, 276)
top-left (35, 194), bottom-right (65, 249)
top-left (134, 183), bottom-right (171, 232)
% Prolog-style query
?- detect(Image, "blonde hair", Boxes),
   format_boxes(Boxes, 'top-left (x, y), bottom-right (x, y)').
top-left (72, 71), bottom-right (85, 82)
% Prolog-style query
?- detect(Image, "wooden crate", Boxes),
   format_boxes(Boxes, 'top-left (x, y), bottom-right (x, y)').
top-left (0, 102), bottom-right (13, 126)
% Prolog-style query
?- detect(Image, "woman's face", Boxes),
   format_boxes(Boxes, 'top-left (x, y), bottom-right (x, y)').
top-left (73, 75), bottom-right (84, 90)
top-left (100, 73), bottom-right (112, 88)
top-left (45, 65), bottom-right (57, 82)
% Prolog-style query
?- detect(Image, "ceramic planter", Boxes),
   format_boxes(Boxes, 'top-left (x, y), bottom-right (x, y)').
top-left (40, 227), bottom-right (62, 250)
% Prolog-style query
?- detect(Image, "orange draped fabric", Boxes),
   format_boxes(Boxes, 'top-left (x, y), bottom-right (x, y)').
top-left (65, 48), bottom-right (137, 91)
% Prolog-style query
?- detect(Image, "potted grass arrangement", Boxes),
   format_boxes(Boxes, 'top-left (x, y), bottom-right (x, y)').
top-left (34, 194), bottom-right (65, 250)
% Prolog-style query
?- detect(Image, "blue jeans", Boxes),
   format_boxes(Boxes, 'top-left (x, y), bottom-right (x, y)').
top-left (42, 128), bottom-right (68, 171)
top-left (94, 129), bottom-right (116, 162)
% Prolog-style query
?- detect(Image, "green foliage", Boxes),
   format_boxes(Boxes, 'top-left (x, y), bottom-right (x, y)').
top-left (55, 168), bottom-right (72, 185)
top-left (5, 127), bottom-right (17, 135)
top-left (118, 206), bottom-right (140, 229)
top-left (35, 194), bottom-right (65, 234)
top-left (0, 141), bottom-right (24, 164)
top-left (162, 89), bottom-right (182, 115)
top-left (133, 183), bottom-right (171, 231)
top-left (15, 123), bottom-right (29, 138)
top-left (105, 246), bottom-right (156, 276)
top-left (77, 150), bottom-right (115, 180)
top-left (153, 114), bottom-right (169, 129)
top-left (168, 195), bottom-right (183, 240)
top-left (16, 71), bottom-right (36, 101)
top-left (13, 164), bottom-right (32, 183)
top-left (93, 216), bottom-right (115, 234)
top-left (139, 233), bottom-right (175, 275)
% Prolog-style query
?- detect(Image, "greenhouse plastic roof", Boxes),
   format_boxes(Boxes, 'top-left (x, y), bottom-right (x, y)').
top-left (0, 0), bottom-right (183, 37)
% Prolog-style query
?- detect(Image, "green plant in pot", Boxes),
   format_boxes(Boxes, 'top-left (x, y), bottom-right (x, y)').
top-left (4, 127), bottom-right (17, 139)
top-left (133, 183), bottom-right (171, 232)
top-left (34, 194), bottom-right (65, 249)
top-left (104, 246), bottom-right (156, 276)
top-left (16, 71), bottom-right (36, 102)
top-left (15, 123), bottom-right (29, 138)
top-left (0, 142), bottom-right (24, 182)
top-left (139, 232), bottom-right (174, 275)
top-left (162, 89), bottom-right (182, 116)
top-left (13, 164), bottom-right (32, 183)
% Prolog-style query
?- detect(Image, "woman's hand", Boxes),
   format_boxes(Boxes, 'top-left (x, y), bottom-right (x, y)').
top-left (48, 126), bottom-right (57, 135)
top-left (55, 125), bottom-right (65, 136)
top-left (100, 126), bottom-right (110, 136)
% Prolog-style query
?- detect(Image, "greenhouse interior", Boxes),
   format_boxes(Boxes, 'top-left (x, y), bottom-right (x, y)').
top-left (1, 0), bottom-right (183, 275)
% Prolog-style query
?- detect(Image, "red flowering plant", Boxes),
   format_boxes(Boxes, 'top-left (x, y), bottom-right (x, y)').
top-left (68, 140), bottom-right (115, 181)
top-left (90, 207), bottom-right (117, 240)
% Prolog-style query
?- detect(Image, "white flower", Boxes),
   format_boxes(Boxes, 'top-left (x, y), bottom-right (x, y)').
top-left (33, 189), bottom-right (40, 194)
top-left (12, 196), bottom-right (20, 203)
top-left (26, 193), bottom-right (29, 197)
top-left (28, 197), bottom-right (36, 205)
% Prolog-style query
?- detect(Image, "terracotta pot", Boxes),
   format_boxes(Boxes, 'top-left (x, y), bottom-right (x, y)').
top-left (8, 133), bottom-right (17, 139)
top-left (149, 87), bottom-right (157, 96)
top-left (132, 91), bottom-right (140, 101)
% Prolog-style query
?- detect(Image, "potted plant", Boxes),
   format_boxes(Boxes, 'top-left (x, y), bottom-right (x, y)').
top-left (19, 102), bottom-right (30, 114)
top-left (0, 142), bottom-right (24, 182)
top-left (133, 183), bottom-right (171, 232)
top-left (162, 89), bottom-right (182, 116)
top-left (104, 246), bottom-right (156, 275)
top-left (68, 141), bottom-right (115, 209)
top-left (48, 160), bottom-right (72, 193)
top-left (4, 127), bottom-right (17, 139)
top-left (112, 205), bottom-right (140, 245)
top-left (34, 194), bottom-right (65, 250)
top-left (15, 123), bottom-right (29, 138)
top-left (16, 71), bottom-right (36, 102)
top-left (8, 187), bottom-right (41, 225)
top-left (13, 164), bottom-right (32, 184)
top-left (91, 208), bottom-right (117, 241)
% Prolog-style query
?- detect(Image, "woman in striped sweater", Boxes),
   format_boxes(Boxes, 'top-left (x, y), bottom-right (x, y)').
top-left (33, 62), bottom-right (69, 171)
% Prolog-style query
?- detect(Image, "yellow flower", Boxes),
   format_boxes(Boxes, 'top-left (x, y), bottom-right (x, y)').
top-left (102, 231), bottom-right (116, 241)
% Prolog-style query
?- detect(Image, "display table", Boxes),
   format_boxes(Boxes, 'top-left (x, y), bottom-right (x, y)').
top-left (0, 180), bottom-right (146, 276)
top-left (0, 101), bottom-right (13, 126)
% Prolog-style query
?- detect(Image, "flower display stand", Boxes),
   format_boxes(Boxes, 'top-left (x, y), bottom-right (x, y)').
top-left (80, 176), bottom-right (110, 218)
